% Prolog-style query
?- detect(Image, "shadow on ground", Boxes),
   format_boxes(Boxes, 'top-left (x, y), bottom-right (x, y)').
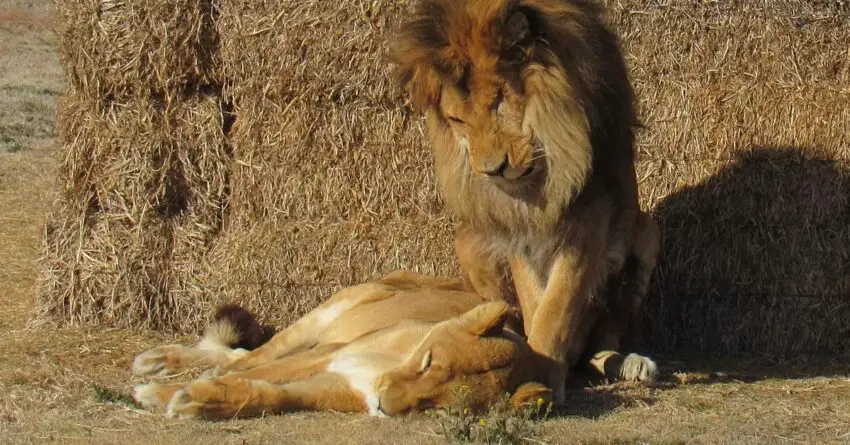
top-left (645, 146), bottom-right (849, 359)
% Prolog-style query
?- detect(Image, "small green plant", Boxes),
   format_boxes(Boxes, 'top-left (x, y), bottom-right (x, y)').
top-left (431, 384), bottom-right (553, 445)
top-left (91, 384), bottom-right (140, 409)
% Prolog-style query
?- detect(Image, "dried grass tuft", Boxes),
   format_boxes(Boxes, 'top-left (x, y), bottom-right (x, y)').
top-left (41, 0), bottom-right (850, 356)
top-left (55, 0), bottom-right (220, 99)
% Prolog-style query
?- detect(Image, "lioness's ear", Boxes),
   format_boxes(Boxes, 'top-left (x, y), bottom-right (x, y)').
top-left (460, 301), bottom-right (512, 336)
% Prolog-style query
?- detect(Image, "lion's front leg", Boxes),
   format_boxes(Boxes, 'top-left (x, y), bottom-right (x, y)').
top-left (587, 350), bottom-right (658, 383)
top-left (523, 244), bottom-right (605, 406)
top-left (165, 373), bottom-right (368, 420)
top-left (133, 382), bottom-right (185, 409)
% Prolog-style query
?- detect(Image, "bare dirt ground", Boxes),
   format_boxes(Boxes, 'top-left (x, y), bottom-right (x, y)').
top-left (1, 3), bottom-right (849, 444)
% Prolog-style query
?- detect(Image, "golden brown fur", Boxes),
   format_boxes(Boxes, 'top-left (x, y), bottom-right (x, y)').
top-left (131, 272), bottom-right (559, 419)
top-left (389, 0), bottom-right (661, 403)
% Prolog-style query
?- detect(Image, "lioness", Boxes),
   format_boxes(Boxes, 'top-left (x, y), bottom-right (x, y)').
top-left (389, 0), bottom-right (661, 404)
top-left (130, 271), bottom-right (645, 419)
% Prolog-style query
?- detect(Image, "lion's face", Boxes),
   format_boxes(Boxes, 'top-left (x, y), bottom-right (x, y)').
top-left (438, 73), bottom-right (541, 187)
top-left (375, 301), bottom-right (516, 415)
top-left (390, 0), bottom-right (618, 229)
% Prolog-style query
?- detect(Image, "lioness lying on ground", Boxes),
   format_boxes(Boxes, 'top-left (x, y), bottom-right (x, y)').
top-left (131, 271), bottom-right (655, 420)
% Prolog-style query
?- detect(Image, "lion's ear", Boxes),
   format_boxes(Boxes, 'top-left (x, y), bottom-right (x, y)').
top-left (505, 10), bottom-right (531, 47)
top-left (395, 64), bottom-right (442, 111)
top-left (388, 28), bottom-right (445, 110)
top-left (459, 301), bottom-right (512, 337)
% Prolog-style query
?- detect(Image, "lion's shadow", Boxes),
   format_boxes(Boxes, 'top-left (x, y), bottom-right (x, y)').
top-left (560, 146), bottom-right (849, 419)
top-left (640, 145), bottom-right (850, 369)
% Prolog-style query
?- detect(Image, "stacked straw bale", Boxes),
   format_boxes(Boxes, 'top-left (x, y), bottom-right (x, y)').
top-left (43, 0), bottom-right (849, 356)
top-left (55, 0), bottom-right (220, 98)
top-left (42, 0), bottom-right (228, 328)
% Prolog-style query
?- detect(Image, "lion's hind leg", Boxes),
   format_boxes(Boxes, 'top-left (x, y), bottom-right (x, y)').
top-left (132, 344), bottom-right (245, 377)
top-left (220, 282), bottom-right (404, 374)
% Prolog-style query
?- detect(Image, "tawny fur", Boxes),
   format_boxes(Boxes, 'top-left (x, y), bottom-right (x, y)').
top-left (130, 272), bottom-right (656, 420)
top-left (389, 0), bottom-right (661, 403)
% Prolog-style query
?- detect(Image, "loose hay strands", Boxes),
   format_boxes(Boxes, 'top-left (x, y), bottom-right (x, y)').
top-left (42, 0), bottom-right (850, 356)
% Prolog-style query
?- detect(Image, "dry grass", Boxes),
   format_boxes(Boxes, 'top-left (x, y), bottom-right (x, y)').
top-left (0, 10), bottom-right (59, 153)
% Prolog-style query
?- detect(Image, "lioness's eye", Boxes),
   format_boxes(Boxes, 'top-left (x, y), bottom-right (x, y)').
top-left (420, 350), bottom-right (433, 372)
top-left (447, 116), bottom-right (465, 124)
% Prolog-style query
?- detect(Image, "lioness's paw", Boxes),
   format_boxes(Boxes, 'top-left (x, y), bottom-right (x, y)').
top-left (510, 382), bottom-right (553, 411)
top-left (132, 345), bottom-right (188, 377)
top-left (166, 389), bottom-right (204, 419)
top-left (133, 383), bottom-right (184, 409)
top-left (164, 378), bottom-right (241, 420)
top-left (619, 353), bottom-right (658, 383)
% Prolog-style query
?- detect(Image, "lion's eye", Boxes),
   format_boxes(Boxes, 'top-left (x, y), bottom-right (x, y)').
top-left (447, 116), bottom-right (465, 125)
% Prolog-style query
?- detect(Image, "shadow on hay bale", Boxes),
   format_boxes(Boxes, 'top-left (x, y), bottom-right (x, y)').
top-left (646, 146), bottom-right (850, 359)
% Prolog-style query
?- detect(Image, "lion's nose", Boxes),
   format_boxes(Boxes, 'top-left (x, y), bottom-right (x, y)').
top-left (481, 155), bottom-right (509, 177)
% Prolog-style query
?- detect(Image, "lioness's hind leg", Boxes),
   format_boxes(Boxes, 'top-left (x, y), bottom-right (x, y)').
top-left (132, 345), bottom-right (242, 377)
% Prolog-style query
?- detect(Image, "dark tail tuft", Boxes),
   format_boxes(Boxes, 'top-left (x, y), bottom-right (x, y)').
top-left (213, 304), bottom-right (277, 350)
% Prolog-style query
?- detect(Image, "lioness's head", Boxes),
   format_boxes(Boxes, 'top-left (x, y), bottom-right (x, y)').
top-left (375, 301), bottom-right (518, 415)
top-left (390, 0), bottom-right (635, 224)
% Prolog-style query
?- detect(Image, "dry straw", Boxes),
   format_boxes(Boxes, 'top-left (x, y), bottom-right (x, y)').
top-left (55, 0), bottom-right (220, 99)
top-left (42, 0), bottom-right (849, 357)
top-left (41, 91), bottom-right (229, 328)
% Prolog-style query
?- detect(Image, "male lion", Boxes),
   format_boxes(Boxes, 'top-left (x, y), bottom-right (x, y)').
top-left (130, 271), bottom-right (642, 419)
top-left (389, 0), bottom-right (661, 404)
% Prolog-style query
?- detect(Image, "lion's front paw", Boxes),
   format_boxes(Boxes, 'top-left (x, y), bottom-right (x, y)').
top-left (132, 345), bottom-right (191, 377)
top-left (619, 353), bottom-right (658, 384)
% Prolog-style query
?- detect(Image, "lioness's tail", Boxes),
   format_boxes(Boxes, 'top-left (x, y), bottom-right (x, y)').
top-left (199, 304), bottom-right (277, 352)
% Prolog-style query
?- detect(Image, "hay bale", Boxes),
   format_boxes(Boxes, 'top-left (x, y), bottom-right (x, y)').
top-left (43, 0), bottom-right (849, 357)
top-left (39, 90), bottom-right (229, 328)
top-left (55, 0), bottom-right (219, 98)
top-left (193, 219), bottom-right (455, 327)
